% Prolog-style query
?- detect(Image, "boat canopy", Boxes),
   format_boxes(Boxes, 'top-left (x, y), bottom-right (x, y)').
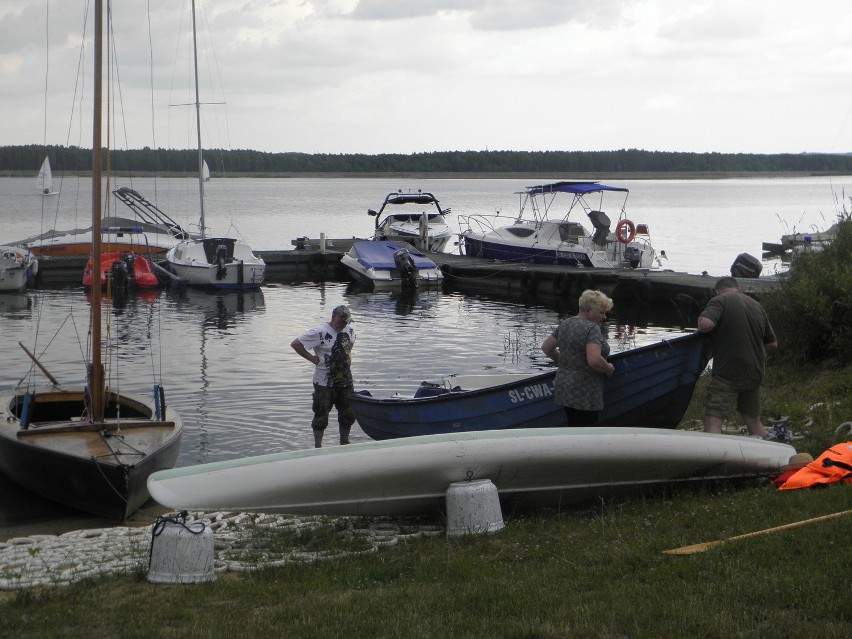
top-left (524, 181), bottom-right (630, 196)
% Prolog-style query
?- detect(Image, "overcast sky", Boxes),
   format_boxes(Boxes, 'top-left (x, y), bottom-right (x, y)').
top-left (2, 0), bottom-right (851, 155)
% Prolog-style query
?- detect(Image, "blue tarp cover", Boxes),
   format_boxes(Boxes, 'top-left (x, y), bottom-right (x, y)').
top-left (353, 241), bottom-right (438, 269)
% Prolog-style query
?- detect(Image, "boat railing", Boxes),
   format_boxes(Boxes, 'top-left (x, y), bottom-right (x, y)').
top-left (457, 211), bottom-right (521, 236)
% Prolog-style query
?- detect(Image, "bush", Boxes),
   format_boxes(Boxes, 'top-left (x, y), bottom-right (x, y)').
top-left (763, 213), bottom-right (852, 365)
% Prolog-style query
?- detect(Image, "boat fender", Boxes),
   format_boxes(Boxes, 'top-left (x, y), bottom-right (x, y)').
top-left (440, 263), bottom-right (454, 278)
top-left (616, 219), bottom-right (636, 244)
top-left (553, 273), bottom-right (572, 297)
top-left (308, 252), bottom-right (326, 277)
top-left (571, 273), bottom-right (593, 298)
top-left (521, 271), bottom-right (538, 294)
top-left (20, 392), bottom-right (35, 429)
top-left (154, 384), bottom-right (166, 421)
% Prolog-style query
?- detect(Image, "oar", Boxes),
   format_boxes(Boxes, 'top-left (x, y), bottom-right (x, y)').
top-left (663, 509), bottom-right (852, 555)
top-left (18, 341), bottom-right (60, 385)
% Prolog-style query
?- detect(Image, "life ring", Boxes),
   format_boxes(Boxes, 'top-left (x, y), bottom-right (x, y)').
top-left (616, 219), bottom-right (636, 244)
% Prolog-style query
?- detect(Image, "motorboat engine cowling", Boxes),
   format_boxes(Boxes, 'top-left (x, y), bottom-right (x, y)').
top-left (587, 210), bottom-right (611, 246)
top-left (215, 244), bottom-right (228, 280)
top-left (623, 246), bottom-right (643, 269)
top-left (393, 248), bottom-right (418, 288)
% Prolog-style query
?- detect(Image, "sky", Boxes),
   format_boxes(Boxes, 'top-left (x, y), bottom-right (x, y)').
top-left (2, 0), bottom-right (852, 156)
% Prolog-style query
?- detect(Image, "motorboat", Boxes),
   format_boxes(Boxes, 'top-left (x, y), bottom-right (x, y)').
top-left (340, 240), bottom-right (444, 289)
top-left (763, 222), bottom-right (838, 256)
top-left (351, 332), bottom-right (707, 440)
top-left (368, 190), bottom-right (454, 253)
top-left (459, 181), bottom-right (661, 269)
top-left (0, 1), bottom-right (183, 521)
top-left (163, 5), bottom-right (265, 291)
top-left (0, 246), bottom-right (38, 292)
top-left (82, 251), bottom-right (161, 291)
top-left (13, 187), bottom-right (196, 258)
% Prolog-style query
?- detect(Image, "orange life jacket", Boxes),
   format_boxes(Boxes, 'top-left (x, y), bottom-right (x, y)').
top-left (778, 442), bottom-right (852, 490)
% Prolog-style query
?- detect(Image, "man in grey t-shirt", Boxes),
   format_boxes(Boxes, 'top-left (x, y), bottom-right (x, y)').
top-left (697, 277), bottom-right (778, 438)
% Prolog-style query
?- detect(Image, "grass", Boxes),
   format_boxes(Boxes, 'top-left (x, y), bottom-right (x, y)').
top-left (2, 361), bottom-right (850, 638)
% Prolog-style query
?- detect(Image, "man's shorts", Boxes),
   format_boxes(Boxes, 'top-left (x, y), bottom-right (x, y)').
top-left (311, 384), bottom-right (355, 431)
top-left (704, 375), bottom-right (762, 419)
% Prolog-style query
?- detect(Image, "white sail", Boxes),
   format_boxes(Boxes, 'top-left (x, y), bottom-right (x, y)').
top-left (202, 159), bottom-right (211, 181)
top-left (37, 156), bottom-right (58, 196)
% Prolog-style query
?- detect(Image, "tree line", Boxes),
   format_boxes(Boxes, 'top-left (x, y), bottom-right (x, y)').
top-left (3, 144), bottom-right (852, 175)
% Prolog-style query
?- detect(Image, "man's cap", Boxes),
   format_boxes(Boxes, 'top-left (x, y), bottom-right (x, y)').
top-left (332, 305), bottom-right (353, 323)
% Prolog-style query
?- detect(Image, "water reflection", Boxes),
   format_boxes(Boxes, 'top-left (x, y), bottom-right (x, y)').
top-left (1, 281), bottom-right (694, 532)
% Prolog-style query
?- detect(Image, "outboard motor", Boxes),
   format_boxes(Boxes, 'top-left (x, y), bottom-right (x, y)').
top-left (623, 246), bottom-right (643, 269)
top-left (109, 259), bottom-right (130, 293)
top-left (393, 248), bottom-right (418, 289)
top-left (122, 253), bottom-right (136, 278)
top-left (587, 210), bottom-right (611, 246)
top-left (730, 253), bottom-right (762, 279)
top-left (215, 244), bottom-right (228, 281)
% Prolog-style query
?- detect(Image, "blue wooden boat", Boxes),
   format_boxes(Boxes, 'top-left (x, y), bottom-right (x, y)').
top-left (351, 332), bottom-right (707, 440)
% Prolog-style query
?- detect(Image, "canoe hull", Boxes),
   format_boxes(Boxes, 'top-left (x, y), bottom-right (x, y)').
top-left (148, 428), bottom-right (797, 517)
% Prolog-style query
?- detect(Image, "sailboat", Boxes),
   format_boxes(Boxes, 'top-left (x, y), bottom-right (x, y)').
top-left (0, 0), bottom-right (183, 521)
top-left (36, 156), bottom-right (58, 196)
top-left (164, 1), bottom-right (265, 290)
top-left (202, 159), bottom-right (211, 182)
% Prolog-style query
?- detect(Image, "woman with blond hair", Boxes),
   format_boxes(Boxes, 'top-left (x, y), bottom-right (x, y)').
top-left (541, 289), bottom-right (615, 426)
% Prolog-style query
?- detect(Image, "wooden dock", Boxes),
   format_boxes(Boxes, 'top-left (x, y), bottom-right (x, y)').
top-left (27, 239), bottom-right (781, 325)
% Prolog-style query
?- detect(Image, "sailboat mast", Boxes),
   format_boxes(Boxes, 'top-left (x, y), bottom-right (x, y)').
top-left (90, 0), bottom-right (104, 421)
top-left (191, 0), bottom-right (205, 240)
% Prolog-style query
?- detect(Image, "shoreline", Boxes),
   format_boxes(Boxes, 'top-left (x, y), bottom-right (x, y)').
top-left (3, 170), bottom-right (851, 180)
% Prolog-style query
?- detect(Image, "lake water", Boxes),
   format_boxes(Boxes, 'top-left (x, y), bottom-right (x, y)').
top-left (1, 174), bottom-right (849, 533)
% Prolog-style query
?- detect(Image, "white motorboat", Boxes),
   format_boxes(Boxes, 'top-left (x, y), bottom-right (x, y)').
top-left (368, 190), bottom-right (454, 253)
top-left (341, 240), bottom-right (444, 289)
top-left (164, 2), bottom-right (265, 291)
top-left (459, 181), bottom-right (661, 269)
top-left (0, 246), bottom-right (38, 292)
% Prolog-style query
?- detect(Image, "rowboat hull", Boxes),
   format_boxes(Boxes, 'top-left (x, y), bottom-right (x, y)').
top-left (148, 428), bottom-right (797, 517)
top-left (352, 332), bottom-right (707, 440)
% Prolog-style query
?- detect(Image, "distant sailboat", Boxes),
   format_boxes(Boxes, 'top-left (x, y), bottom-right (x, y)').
top-left (37, 156), bottom-right (58, 196)
top-left (202, 159), bottom-right (211, 181)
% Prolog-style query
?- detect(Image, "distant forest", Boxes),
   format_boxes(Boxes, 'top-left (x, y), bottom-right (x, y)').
top-left (3, 144), bottom-right (852, 176)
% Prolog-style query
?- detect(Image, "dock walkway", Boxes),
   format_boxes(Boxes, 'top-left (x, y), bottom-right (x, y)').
top-left (27, 239), bottom-right (781, 319)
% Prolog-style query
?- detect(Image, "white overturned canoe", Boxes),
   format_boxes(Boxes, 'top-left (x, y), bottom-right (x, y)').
top-left (148, 428), bottom-right (798, 517)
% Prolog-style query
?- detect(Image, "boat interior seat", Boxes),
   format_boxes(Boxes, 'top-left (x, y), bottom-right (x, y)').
top-left (558, 223), bottom-right (586, 241)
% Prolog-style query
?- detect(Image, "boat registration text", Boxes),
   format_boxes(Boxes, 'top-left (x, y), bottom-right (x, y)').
top-left (508, 383), bottom-right (554, 404)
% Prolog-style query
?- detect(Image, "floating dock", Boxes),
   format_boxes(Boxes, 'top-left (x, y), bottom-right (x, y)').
top-left (26, 238), bottom-right (781, 324)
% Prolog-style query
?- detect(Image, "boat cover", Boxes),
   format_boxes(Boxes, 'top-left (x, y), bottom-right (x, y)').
top-left (353, 241), bottom-right (438, 269)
